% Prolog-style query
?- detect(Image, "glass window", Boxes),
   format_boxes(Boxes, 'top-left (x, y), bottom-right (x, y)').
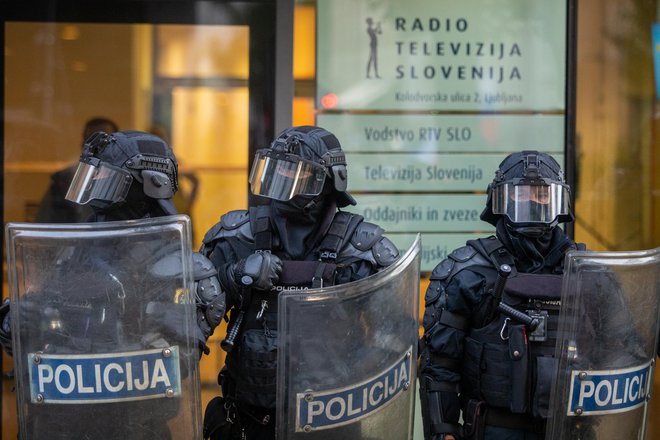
top-left (1, 4), bottom-right (280, 434)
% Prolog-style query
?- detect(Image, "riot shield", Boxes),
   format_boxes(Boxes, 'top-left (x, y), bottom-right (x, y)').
top-left (5, 215), bottom-right (202, 440)
top-left (546, 247), bottom-right (660, 439)
top-left (276, 235), bottom-right (421, 440)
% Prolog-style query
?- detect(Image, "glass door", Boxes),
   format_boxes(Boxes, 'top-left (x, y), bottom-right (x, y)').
top-left (1, 2), bottom-right (288, 437)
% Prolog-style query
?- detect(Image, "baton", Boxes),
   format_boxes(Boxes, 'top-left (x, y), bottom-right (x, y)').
top-left (221, 310), bottom-right (244, 353)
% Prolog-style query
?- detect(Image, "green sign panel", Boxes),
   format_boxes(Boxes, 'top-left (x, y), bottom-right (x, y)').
top-left (345, 194), bottom-right (488, 232)
top-left (317, 114), bottom-right (564, 153)
top-left (348, 153), bottom-right (492, 191)
top-left (317, 0), bottom-right (566, 111)
top-left (346, 153), bottom-right (564, 192)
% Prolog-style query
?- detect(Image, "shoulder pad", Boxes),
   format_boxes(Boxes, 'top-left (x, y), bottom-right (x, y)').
top-left (201, 210), bottom-right (251, 255)
top-left (351, 220), bottom-right (385, 252)
top-left (429, 244), bottom-right (493, 282)
top-left (201, 210), bottom-right (248, 244)
top-left (429, 257), bottom-right (455, 281)
top-left (424, 279), bottom-right (445, 304)
top-left (192, 252), bottom-right (217, 280)
top-left (221, 210), bottom-right (250, 230)
top-left (201, 222), bottom-right (223, 249)
top-left (334, 210), bottom-right (360, 224)
top-left (449, 245), bottom-right (477, 263)
top-left (372, 236), bottom-right (400, 266)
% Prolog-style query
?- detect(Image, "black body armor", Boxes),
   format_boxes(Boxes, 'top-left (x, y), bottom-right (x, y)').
top-left (420, 233), bottom-right (584, 438)
top-left (201, 206), bottom-right (398, 410)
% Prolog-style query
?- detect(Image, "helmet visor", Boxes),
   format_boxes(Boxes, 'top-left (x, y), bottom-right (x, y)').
top-left (491, 182), bottom-right (569, 224)
top-left (65, 161), bottom-right (133, 205)
top-left (249, 151), bottom-right (327, 201)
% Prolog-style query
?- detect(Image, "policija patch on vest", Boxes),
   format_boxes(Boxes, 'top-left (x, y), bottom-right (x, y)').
top-left (28, 347), bottom-right (181, 404)
top-left (567, 361), bottom-right (652, 416)
top-left (295, 347), bottom-right (412, 432)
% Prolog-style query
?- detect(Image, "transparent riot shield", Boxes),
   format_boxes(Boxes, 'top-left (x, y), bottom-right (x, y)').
top-left (546, 247), bottom-right (660, 439)
top-left (276, 235), bottom-right (421, 440)
top-left (5, 215), bottom-right (202, 440)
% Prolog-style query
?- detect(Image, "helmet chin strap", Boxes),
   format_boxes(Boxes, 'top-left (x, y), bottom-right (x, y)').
top-left (302, 197), bottom-right (319, 214)
top-left (505, 219), bottom-right (555, 238)
top-left (511, 225), bottom-right (549, 239)
top-left (290, 180), bottom-right (334, 215)
top-left (92, 200), bottom-right (152, 221)
top-left (88, 180), bottom-right (156, 221)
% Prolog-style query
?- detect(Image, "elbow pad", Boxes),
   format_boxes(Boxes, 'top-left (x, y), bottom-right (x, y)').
top-left (192, 253), bottom-right (226, 342)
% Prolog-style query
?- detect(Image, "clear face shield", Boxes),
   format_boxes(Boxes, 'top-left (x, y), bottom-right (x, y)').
top-left (65, 160), bottom-right (133, 205)
top-left (491, 181), bottom-right (570, 224)
top-left (249, 150), bottom-right (328, 201)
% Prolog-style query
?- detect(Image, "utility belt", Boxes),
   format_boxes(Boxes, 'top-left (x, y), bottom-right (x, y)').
top-left (203, 392), bottom-right (275, 440)
top-left (485, 406), bottom-right (545, 433)
top-left (224, 394), bottom-right (276, 427)
top-left (462, 400), bottom-right (545, 440)
top-left (462, 299), bottom-right (559, 417)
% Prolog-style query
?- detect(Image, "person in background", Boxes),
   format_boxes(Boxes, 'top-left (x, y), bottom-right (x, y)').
top-left (35, 117), bottom-right (118, 223)
top-left (419, 151), bottom-right (586, 440)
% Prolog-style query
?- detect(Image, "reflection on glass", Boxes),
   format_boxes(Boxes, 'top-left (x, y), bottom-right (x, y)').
top-left (5, 21), bottom-right (250, 242)
top-left (157, 25), bottom-right (249, 79)
top-left (4, 20), bottom-right (251, 439)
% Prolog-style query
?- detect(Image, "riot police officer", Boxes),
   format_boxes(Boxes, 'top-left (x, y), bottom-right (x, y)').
top-left (419, 151), bottom-right (586, 440)
top-left (0, 130), bottom-right (224, 439)
top-left (63, 130), bottom-right (225, 346)
top-left (200, 125), bottom-right (400, 440)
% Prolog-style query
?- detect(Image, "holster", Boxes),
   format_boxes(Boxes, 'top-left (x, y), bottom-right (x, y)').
top-left (203, 396), bottom-right (231, 440)
top-left (508, 324), bottom-right (529, 413)
top-left (462, 399), bottom-right (486, 440)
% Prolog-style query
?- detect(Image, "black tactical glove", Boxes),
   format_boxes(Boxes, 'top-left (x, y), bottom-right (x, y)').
top-left (231, 251), bottom-right (282, 291)
top-left (0, 298), bottom-right (13, 357)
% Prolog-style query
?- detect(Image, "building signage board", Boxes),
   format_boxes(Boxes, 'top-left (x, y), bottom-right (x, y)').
top-left (316, 114), bottom-right (565, 153)
top-left (316, 0), bottom-right (569, 271)
top-left (317, 0), bottom-right (566, 111)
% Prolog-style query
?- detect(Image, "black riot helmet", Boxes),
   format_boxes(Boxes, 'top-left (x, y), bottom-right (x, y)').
top-left (66, 130), bottom-right (179, 217)
top-left (481, 151), bottom-right (573, 232)
top-left (248, 125), bottom-right (356, 208)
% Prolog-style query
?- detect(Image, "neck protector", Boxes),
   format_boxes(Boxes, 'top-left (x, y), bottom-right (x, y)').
top-left (496, 218), bottom-right (573, 273)
top-left (270, 194), bottom-right (336, 260)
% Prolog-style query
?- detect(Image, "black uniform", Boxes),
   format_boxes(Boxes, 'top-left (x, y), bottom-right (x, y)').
top-left (200, 125), bottom-right (399, 440)
top-left (419, 151), bottom-right (584, 440)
